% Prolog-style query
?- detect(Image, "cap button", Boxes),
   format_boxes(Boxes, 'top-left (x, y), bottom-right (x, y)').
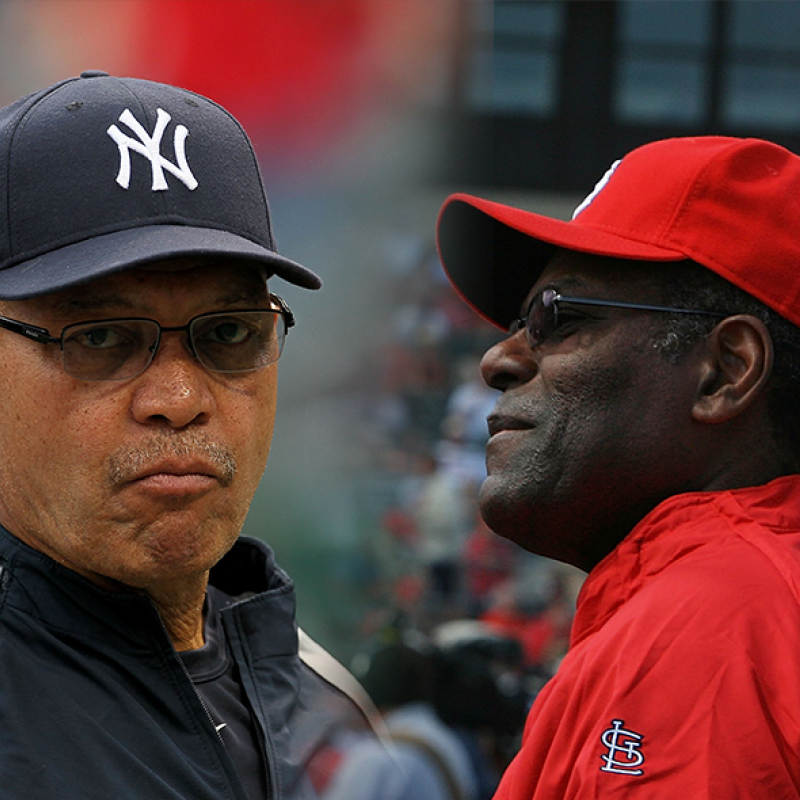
top-left (80, 70), bottom-right (109, 79)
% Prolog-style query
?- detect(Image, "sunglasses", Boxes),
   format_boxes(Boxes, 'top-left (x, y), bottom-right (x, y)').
top-left (510, 288), bottom-right (727, 349)
top-left (0, 294), bottom-right (295, 382)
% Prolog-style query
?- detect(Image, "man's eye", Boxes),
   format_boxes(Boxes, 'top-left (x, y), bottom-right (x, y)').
top-left (552, 309), bottom-right (591, 337)
top-left (72, 325), bottom-right (130, 349)
top-left (555, 310), bottom-right (584, 326)
top-left (199, 319), bottom-right (251, 345)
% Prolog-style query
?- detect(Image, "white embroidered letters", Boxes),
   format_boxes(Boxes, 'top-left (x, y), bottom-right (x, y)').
top-left (599, 719), bottom-right (645, 776)
top-left (107, 108), bottom-right (198, 191)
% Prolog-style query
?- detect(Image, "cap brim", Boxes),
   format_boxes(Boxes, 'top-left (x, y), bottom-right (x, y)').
top-left (436, 194), bottom-right (685, 330)
top-left (0, 224), bottom-right (321, 299)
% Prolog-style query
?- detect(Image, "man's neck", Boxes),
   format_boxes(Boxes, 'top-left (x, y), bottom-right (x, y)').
top-left (146, 575), bottom-right (209, 652)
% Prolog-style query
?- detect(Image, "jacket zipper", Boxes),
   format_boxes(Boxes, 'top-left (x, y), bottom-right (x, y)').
top-left (174, 651), bottom-right (226, 744)
top-left (153, 606), bottom-right (259, 800)
top-left (176, 645), bottom-right (274, 799)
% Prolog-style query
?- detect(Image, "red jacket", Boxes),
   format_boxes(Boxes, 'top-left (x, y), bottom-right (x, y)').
top-left (495, 476), bottom-right (800, 799)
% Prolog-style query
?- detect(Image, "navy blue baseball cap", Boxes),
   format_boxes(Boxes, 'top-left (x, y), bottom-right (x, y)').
top-left (0, 69), bottom-right (321, 298)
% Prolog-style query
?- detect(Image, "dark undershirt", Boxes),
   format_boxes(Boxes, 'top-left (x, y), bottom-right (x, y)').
top-left (180, 586), bottom-right (269, 800)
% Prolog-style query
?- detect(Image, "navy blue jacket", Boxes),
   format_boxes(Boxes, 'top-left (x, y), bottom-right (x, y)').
top-left (0, 526), bottom-right (373, 799)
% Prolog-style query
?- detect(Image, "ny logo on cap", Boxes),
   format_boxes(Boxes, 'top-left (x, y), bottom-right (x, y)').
top-left (107, 108), bottom-right (198, 192)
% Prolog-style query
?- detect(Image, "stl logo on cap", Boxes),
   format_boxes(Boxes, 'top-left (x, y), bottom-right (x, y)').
top-left (107, 107), bottom-right (198, 192)
top-left (571, 159), bottom-right (621, 219)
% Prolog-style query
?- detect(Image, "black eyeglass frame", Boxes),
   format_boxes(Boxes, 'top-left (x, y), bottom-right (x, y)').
top-left (511, 288), bottom-right (727, 350)
top-left (0, 293), bottom-right (295, 381)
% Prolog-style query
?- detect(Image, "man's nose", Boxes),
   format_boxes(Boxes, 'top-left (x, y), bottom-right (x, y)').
top-left (480, 330), bottom-right (537, 392)
top-left (129, 333), bottom-right (216, 429)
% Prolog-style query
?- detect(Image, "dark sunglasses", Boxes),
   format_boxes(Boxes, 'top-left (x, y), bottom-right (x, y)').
top-left (510, 288), bottom-right (727, 349)
top-left (0, 294), bottom-right (295, 382)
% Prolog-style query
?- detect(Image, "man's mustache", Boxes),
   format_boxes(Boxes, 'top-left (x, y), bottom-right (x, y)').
top-left (107, 432), bottom-right (237, 487)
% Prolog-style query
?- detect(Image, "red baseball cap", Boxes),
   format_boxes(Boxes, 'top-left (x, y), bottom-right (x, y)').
top-left (436, 136), bottom-right (800, 330)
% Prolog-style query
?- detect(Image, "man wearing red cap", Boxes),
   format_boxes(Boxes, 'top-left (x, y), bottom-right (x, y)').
top-left (436, 136), bottom-right (800, 798)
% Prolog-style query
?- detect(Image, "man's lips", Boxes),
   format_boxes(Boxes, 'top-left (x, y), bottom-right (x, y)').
top-left (487, 413), bottom-right (533, 438)
top-left (123, 459), bottom-right (225, 495)
top-left (485, 413), bottom-right (534, 470)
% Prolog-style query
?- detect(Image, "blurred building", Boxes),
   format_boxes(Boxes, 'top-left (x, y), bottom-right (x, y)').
top-left (443, 0), bottom-right (800, 191)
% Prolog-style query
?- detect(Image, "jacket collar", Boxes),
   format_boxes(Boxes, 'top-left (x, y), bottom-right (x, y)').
top-left (571, 475), bottom-right (800, 647)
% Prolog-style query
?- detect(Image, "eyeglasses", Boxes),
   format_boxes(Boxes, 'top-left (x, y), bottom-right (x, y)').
top-left (510, 288), bottom-right (727, 350)
top-left (0, 294), bottom-right (295, 382)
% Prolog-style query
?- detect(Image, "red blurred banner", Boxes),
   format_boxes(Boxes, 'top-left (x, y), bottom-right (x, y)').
top-left (133, 0), bottom-right (372, 159)
top-left (2, 0), bottom-right (455, 171)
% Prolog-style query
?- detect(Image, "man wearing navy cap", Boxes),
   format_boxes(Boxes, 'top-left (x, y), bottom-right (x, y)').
top-left (437, 137), bottom-right (800, 798)
top-left (0, 71), bottom-right (376, 799)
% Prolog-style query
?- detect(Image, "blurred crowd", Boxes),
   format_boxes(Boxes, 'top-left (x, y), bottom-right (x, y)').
top-left (327, 224), bottom-right (586, 798)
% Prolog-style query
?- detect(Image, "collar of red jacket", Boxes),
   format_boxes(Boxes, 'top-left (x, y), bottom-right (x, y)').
top-left (571, 474), bottom-right (800, 647)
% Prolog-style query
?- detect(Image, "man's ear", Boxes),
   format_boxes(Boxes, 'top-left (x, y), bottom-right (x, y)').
top-left (692, 315), bottom-right (774, 424)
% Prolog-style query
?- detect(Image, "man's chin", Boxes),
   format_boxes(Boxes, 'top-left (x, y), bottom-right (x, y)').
top-left (97, 522), bottom-right (238, 590)
top-left (478, 478), bottom-right (527, 545)
top-left (478, 477), bottom-right (567, 557)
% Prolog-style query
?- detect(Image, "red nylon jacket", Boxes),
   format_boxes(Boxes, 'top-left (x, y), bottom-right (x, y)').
top-left (494, 476), bottom-right (800, 799)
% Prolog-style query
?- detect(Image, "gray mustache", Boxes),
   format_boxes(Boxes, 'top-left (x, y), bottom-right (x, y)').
top-left (108, 433), bottom-right (237, 487)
